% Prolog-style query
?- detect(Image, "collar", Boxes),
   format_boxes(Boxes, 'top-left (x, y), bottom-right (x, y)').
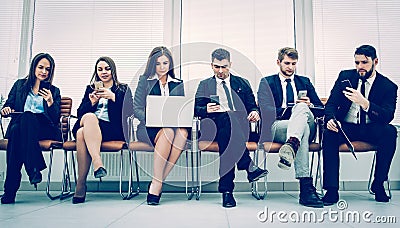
top-left (278, 72), bottom-right (294, 83)
top-left (215, 74), bottom-right (231, 85)
top-left (147, 74), bottom-right (181, 83)
top-left (363, 72), bottom-right (377, 85)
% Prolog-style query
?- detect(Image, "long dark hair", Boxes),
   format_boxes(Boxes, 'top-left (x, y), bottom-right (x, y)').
top-left (23, 53), bottom-right (55, 89)
top-left (143, 46), bottom-right (176, 79)
top-left (90, 56), bottom-right (122, 88)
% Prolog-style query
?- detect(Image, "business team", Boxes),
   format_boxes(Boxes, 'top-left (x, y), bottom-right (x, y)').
top-left (1, 45), bottom-right (397, 208)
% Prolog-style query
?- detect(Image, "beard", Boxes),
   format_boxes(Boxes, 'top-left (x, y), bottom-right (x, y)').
top-left (358, 63), bottom-right (374, 79)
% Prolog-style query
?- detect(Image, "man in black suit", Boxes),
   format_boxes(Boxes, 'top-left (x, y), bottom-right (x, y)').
top-left (258, 47), bottom-right (324, 208)
top-left (322, 45), bottom-right (398, 205)
top-left (194, 48), bottom-right (268, 208)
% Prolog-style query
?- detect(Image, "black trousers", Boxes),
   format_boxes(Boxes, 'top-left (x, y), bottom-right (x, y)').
top-left (322, 122), bottom-right (397, 190)
top-left (4, 112), bottom-right (60, 194)
top-left (200, 112), bottom-right (252, 193)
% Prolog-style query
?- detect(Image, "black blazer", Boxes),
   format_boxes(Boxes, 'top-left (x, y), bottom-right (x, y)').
top-left (194, 74), bottom-right (258, 119)
top-left (257, 74), bottom-right (323, 119)
top-left (73, 83), bottom-right (133, 140)
top-left (3, 79), bottom-right (61, 138)
top-left (325, 69), bottom-right (397, 124)
top-left (257, 74), bottom-right (322, 142)
top-left (133, 75), bottom-right (184, 130)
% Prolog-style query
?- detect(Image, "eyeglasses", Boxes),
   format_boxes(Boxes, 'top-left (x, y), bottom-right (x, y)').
top-left (212, 64), bottom-right (228, 69)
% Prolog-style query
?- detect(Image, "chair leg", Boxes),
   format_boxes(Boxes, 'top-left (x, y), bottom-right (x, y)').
top-left (251, 145), bottom-right (267, 200)
top-left (367, 151), bottom-right (391, 198)
top-left (196, 150), bottom-right (201, 200)
top-left (120, 149), bottom-right (139, 200)
top-left (185, 149), bottom-right (195, 200)
top-left (368, 152), bottom-right (376, 195)
top-left (46, 148), bottom-right (74, 200)
top-left (316, 150), bottom-right (323, 195)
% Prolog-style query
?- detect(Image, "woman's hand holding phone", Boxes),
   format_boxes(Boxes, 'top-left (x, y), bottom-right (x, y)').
top-left (89, 91), bottom-right (100, 105)
top-left (38, 88), bottom-right (54, 106)
top-left (95, 88), bottom-right (116, 102)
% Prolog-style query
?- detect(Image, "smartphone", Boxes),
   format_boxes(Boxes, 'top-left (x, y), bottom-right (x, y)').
top-left (94, 81), bottom-right (104, 90)
top-left (341, 79), bottom-right (352, 92)
top-left (39, 81), bottom-right (51, 91)
top-left (210, 95), bottom-right (220, 105)
top-left (297, 90), bottom-right (307, 99)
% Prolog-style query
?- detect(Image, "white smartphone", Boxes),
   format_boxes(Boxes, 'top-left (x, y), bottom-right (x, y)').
top-left (94, 81), bottom-right (104, 90)
top-left (297, 90), bottom-right (307, 99)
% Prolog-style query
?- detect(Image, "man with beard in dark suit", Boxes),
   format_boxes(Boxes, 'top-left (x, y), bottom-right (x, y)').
top-left (322, 44), bottom-right (398, 205)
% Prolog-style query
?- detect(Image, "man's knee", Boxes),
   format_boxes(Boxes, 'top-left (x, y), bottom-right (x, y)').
top-left (293, 102), bottom-right (310, 113)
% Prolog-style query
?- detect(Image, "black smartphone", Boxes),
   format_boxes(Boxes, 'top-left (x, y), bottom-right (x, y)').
top-left (210, 95), bottom-right (220, 105)
top-left (39, 81), bottom-right (51, 91)
top-left (341, 79), bottom-right (352, 92)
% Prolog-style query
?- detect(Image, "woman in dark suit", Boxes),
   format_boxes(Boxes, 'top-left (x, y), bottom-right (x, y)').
top-left (133, 46), bottom-right (188, 205)
top-left (1, 53), bottom-right (61, 204)
top-left (71, 56), bottom-right (133, 204)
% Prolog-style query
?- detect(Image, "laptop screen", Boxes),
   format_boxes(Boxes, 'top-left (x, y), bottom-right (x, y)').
top-left (145, 96), bottom-right (195, 127)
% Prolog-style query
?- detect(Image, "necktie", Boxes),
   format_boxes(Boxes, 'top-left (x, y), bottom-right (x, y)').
top-left (360, 78), bottom-right (367, 125)
top-left (222, 80), bottom-right (234, 110)
top-left (285, 79), bottom-right (294, 105)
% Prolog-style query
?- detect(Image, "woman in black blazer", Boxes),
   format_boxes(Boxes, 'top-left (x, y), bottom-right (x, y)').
top-left (133, 46), bottom-right (187, 205)
top-left (1, 53), bottom-right (61, 204)
top-left (71, 56), bottom-right (133, 204)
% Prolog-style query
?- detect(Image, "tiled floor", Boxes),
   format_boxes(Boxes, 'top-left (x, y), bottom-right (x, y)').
top-left (0, 190), bottom-right (399, 227)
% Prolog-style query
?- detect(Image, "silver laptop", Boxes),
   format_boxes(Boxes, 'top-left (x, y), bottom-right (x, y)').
top-left (145, 96), bottom-right (195, 127)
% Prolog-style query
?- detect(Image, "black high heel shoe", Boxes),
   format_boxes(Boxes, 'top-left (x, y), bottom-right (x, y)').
top-left (29, 169), bottom-right (42, 190)
top-left (72, 185), bottom-right (87, 204)
top-left (147, 182), bottom-right (162, 205)
top-left (94, 167), bottom-right (107, 179)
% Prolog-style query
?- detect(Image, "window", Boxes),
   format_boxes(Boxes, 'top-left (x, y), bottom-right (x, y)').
top-left (180, 0), bottom-right (294, 95)
top-left (0, 0), bottom-right (23, 101)
top-left (313, 0), bottom-right (400, 124)
top-left (32, 0), bottom-right (165, 114)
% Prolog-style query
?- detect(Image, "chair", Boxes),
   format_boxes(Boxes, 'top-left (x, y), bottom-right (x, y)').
top-left (0, 97), bottom-right (75, 200)
top-left (339, 141), bottom-right (390, 197)
top-left (313, 122), bottom-right (391, 197)
top-left (256, 116), bottom-right (324, 200)
top-left (190, 118), bottom-right (266, 200)
top-left (62, 114), bottom-right (136, 200)
top-left (127, 117), bottom-right (196, 200)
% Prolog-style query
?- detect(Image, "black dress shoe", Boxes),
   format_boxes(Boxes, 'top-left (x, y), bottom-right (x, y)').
top-left (247, 167), bottom-right (269, 182)
top-left (72, 185), bottom-right (87, 204)
top-left (371, 181), bottom-right (390, 202)
top-left (222, 192), bottom-right (236, 208)
top-left (147, 182), bottom-right (161, 205)
top-left (94, 167), bottom-right (107, 179)
top-left (322, 190), bottom-right (339, 206)
top-left (1, 193), bottom-right (16, 204)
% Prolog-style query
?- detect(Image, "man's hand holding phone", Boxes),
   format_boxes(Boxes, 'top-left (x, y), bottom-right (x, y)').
top-left (207, 102), bottom-right (221, 113)
top-left (296, 90), bottom-right (311, 106)
top-left (207, 95), bottom-right (221, 113)
top-left (341, 79), bottom-right (369, 109)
